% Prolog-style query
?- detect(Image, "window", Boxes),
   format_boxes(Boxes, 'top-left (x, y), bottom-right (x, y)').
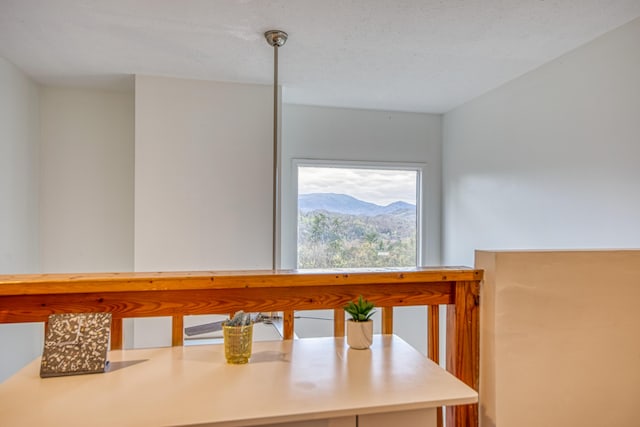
top-left (296, 163), bottom-right (420, 269)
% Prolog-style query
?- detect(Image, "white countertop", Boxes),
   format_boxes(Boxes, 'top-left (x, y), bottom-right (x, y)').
top-left (0, 335), bottom-right (477, 427)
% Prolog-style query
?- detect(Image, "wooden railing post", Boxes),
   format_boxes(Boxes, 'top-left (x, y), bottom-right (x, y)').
top-left (172, 315), bottom-right (184, 346)
top-left (111, 318), bottom-right (123, 350)
top-left (446, 281), bottom-right (480, 427)
top-left (381, 306), bottom-right (393, 334)
top-left (283, 310), bottom-right (294, 339)
top-left (428, 305), bottom-right (440, 363)
top-left (334, 308), bottom-right (345, 337)
top-left (428, 305), bottom-right (442, 427)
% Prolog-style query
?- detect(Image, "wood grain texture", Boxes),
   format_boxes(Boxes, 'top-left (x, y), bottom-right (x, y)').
top-left (334, 308), bottom-right (345, 337)
top-left (0, 268), bottom-right (482, 296)
top-left (428, 305), bottom-right (442, 427)
top-left (381, 306), bottom-right (393, 335)
top-left (428, 305), bottom-right (439, 363)
top-left (172, 315), bottom-right (184, 347)
top-left (283, 310), bottom-right (294, 340)
top-left (111, 318), bottom-right (123, 350)
top-left (0, 284), bottom-right (456, 323)
top-left (446, 281), bottom-right (480, 427)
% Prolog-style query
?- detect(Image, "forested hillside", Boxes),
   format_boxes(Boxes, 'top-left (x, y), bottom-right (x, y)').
top-left (298, 193), bottom-right (416, 268)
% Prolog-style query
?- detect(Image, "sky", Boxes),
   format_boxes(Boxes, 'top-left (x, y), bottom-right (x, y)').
top-left (298, 166), bottom-right (417, 206)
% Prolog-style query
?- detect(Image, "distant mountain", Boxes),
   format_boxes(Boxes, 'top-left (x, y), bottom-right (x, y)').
top-left (299, 193), bottom-right (415, 216)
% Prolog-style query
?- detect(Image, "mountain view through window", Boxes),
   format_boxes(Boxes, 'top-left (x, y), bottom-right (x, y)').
top-left (297, 166), bottom-right (418, 269)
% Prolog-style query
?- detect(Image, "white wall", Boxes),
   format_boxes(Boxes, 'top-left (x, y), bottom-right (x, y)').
top-left (0, 57), bottom-right (42, 382)
top-left (281, 104), bottom-right (442, 355)
top-left (133, 75), bottom-right (273, 347)
top-left (0, 57), bottom-right (40, 274)
top-left (40, 87), bottom-right (134, 272)
top-left (134, 75), bottom-right (273, 272)
top-left (443, 17), bottom-right (640, 266)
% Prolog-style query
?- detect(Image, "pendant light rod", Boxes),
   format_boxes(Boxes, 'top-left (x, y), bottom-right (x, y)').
top-left (264, 30), bottom-right (287, 271)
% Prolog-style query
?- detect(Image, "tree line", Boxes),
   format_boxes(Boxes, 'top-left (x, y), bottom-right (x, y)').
top-left (298, 210), bottom-right (416, 268)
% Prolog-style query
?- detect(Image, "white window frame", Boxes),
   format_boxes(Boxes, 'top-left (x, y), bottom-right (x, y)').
top-left (289, 159), bottom-right (426, 269)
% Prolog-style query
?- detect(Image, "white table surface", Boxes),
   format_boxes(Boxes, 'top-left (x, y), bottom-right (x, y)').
top-left (0, 335), bottom-right (477, 427)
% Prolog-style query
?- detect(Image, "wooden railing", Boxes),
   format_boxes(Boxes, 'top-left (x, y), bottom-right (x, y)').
top-left (0, 267), bottom-right (482, 427)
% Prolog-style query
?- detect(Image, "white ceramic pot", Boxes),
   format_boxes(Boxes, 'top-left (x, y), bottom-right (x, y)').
top-left (346, 319), bottom-right (373, 349)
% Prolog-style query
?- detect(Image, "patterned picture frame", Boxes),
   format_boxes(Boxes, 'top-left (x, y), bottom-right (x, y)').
top-left (40, 312), bottom-right (112, 378)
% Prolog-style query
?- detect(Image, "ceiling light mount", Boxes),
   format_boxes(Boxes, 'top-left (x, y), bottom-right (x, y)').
top-left (264, 30), bottom-right (288, 47)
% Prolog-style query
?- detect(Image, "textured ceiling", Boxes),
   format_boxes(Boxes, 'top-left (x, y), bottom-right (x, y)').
top-left (1, 0), bottom-right (639, 113)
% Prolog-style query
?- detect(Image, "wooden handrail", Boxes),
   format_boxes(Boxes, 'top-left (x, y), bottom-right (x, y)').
top-left (0, 267), bottom-right (482, 427)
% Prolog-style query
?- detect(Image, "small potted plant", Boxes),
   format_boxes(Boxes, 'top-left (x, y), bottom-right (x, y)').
top-left (344, 296), bottom-right (375, 349)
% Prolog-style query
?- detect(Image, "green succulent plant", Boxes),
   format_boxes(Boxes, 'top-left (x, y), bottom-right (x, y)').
top-left (344, 295), bottom-right (375, 322)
